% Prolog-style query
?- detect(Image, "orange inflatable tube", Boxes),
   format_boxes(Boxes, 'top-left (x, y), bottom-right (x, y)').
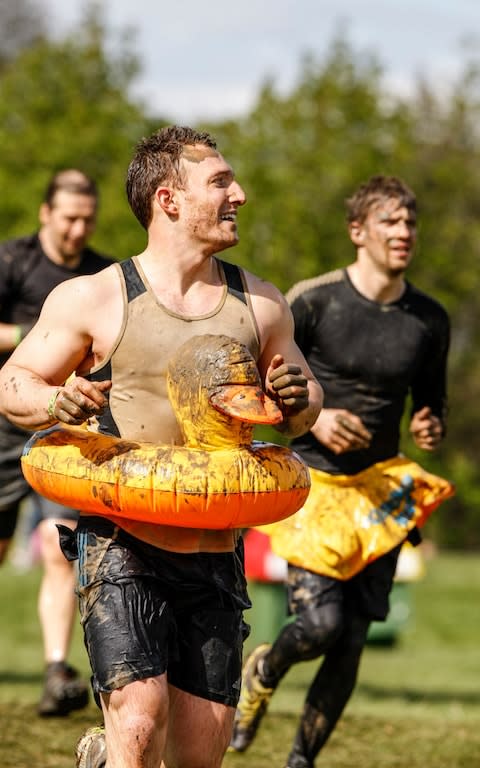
top-left (21, 334), bottom-right (311, 529)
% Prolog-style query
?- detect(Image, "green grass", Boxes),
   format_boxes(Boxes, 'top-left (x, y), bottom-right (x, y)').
top-left (1, 552), bottom-right (479, 766)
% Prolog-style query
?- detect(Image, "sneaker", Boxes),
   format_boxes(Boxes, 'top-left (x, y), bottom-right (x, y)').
top-left (285, 759), bottom-right (313, 768)
top-left (76, 726), bottom-right (106, 768)
top-left (229, 643), bottom-right (274, 752)
top-left (38, 662), bottom-right (89, 717)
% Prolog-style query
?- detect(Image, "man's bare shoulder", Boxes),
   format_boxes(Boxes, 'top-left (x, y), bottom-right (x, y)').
top-left (48, 261), bottom-right (120, 304)
top-left (240, 267), bottom-right (294, 355)
top-left (241, 266), bottom-right (285, 304)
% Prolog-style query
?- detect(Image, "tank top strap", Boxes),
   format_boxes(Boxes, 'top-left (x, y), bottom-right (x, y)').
top-left (120, 257), bottom-right (248, 307)
top-left (219, 260), bottom-right (248, 306)
top-left (120, 258), bottom-right (147, 303)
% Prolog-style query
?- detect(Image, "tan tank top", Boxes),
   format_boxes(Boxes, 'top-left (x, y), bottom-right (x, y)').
top-left (85, 256), bottom-right (261, 553)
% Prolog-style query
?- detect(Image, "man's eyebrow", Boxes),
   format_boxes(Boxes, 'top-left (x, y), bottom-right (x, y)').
top-left (376, 210), bottom-right (416, 222)
top-left (209, 169), bottom-right (235, 181)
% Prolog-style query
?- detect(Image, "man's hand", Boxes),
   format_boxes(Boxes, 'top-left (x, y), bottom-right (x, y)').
top-left (409, 406), bottom-right (443, 451)
top-left (311, 408), bottom-right (372, 454)
top-left (49, 377), bottom-right (112, 425)
top-left (266, 354), bottom-right (309, 414)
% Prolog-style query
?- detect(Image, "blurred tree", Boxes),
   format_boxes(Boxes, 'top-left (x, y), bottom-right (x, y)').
top-left (401, 62), bottom-right (480, 549)
top-left (0, 2), bottom-right (156, 258)
top-left (212, 38), bottom-right (414, 291)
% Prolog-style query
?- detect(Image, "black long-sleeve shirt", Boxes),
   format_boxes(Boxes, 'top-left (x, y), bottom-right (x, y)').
top-left (288, 268), bottom-right (450, 475)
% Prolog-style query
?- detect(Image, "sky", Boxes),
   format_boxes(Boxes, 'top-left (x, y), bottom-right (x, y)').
top-left (41, 0), bottom-right (478, 123)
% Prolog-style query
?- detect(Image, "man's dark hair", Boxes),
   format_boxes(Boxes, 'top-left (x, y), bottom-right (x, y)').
top-left (126, 125), bottom-right (218, 230)
top-left (345, 175), bottom-right (416, 224)
top-left (43, 169), bottom-right (98, 207)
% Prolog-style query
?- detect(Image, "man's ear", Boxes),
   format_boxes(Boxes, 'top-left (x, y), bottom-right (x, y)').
top-left (349, 220), bottom-right (365, 246)
top-left (156, 187), bottom-right (178, 215)
top-left (39, 202), bottom-right (51, 226)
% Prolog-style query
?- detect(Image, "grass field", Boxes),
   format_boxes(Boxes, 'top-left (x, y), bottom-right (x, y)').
top-left (0, 550), bottom-right (479, 767)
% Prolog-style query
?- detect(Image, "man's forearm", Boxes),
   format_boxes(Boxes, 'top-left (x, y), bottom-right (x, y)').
top-left (0, 364), bottom-right (56, 429)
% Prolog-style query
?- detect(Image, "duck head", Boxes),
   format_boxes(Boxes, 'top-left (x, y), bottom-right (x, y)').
top-left (167, 334), bottom-right (283, 449)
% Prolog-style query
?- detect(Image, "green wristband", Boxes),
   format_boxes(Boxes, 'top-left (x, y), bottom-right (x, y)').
top-left (12, 325), bottom-right (22, 347)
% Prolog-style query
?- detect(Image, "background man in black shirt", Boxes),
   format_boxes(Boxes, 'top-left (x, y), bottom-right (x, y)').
top-left (0, 169), bottom-right (113, 716)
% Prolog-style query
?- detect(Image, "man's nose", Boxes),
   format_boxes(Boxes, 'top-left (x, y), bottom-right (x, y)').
top-left (229, 181), bottom-right (247, 206)
top-left (70, 219), bottom-right (89, 239)
top-left (396, 220), bottom-right (414, 237)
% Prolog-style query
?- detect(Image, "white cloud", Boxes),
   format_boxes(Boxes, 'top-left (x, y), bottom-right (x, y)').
top-left (40, 0), bottom-right (479, 121)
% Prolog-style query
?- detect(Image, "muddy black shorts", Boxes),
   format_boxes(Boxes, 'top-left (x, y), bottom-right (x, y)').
top-left (287, 543), bottom-right (402, 623)
top-left (66, 517), bottom-right (251, 707)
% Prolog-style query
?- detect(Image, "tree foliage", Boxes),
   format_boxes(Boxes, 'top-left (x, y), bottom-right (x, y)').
top-left (0, 3), bottom-right (154, 258)
top-left (211, 40), bottom-right (411, 289)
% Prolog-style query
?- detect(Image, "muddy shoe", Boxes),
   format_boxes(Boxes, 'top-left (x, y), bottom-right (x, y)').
top-left (229, 643), bottom-right (275, 752)
top-left (38, 661), bottom-right (89, 717)
top-left (76, 726), bottom-right (106, 768)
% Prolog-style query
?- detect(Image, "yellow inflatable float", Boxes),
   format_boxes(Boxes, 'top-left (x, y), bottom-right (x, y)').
top-left (21, 334), bottom-right (311, 529)
top-left (260, 458), bottom-right (455, 580)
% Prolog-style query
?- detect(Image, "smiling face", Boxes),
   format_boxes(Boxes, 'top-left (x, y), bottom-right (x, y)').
top-left (351, 197), bottom-right (417, 277)
top-left (175, 145), bottom-right (246, 255)
top-left (39, 189), bottom-right (97, 266)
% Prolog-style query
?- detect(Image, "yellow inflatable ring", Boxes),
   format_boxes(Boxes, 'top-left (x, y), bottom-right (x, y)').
top-left (21, 335), bottom-right (311, 529)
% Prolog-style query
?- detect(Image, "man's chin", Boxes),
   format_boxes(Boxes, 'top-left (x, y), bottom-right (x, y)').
top-left (388, 265), bottom-right (408, 278)
top-left (60, 249), bottom-right (84, 265)
top-left (212, 235), bottom-right (239, 253)
top-left (63, 242), bottom-right (86, 255)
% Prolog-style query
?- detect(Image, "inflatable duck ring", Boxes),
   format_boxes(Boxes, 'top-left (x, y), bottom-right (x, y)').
top-left (21, 334), bottom-right (311, 529)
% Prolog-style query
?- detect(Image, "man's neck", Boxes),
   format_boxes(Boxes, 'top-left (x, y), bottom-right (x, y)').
top-left (136, 249), bottom-right (224, 315)
top-left (346, 262), bottom-right (406, 304)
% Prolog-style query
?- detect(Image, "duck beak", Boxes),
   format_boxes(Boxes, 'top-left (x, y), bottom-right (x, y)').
top-left (209, 384), bottom-right (283, 425)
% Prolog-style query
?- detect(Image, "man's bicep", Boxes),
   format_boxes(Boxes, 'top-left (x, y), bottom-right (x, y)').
top-left (8, 316), bottom-right (87, 385)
